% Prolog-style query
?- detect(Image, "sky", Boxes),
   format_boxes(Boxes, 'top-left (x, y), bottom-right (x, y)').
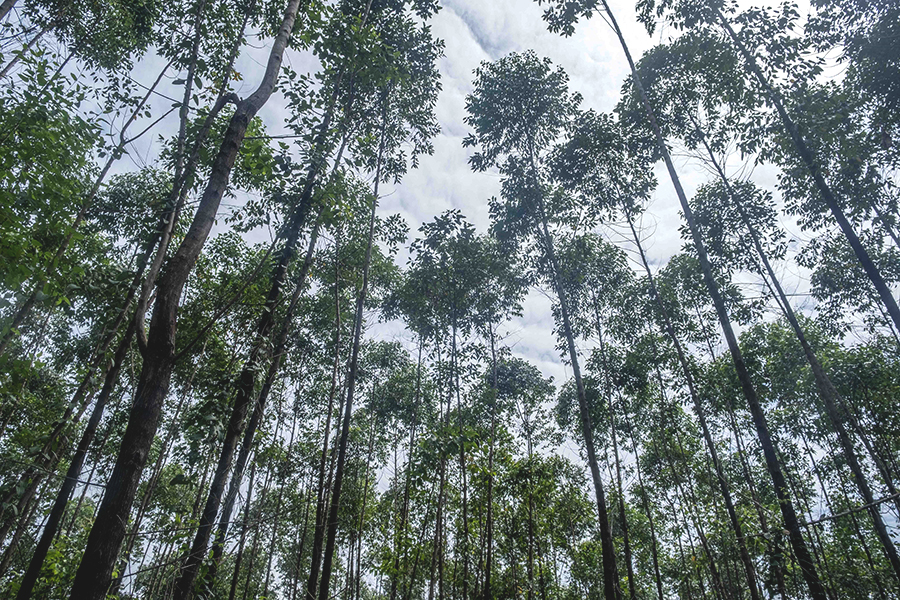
top-left (96, 0), bottom-right (811, 387)
top-left (309, 0), bottom-right (797, 385)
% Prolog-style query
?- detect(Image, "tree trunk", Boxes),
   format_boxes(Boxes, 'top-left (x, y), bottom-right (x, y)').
top-left (533, 186), bottom-right (620, 600)
top-left (228, 459), bottom-right (256, 600)
top-left (0, 24), bottom-right (49, 78)
top-left (391, 338), bottom-right (423, 600)
top-left (451, 320), bottom-right (471, 599)
top-left (625, 213), bottom-right (762, 598)
top-left (715, 10), bottom-right (900, 333)
top-left (593, 304), bottom-right (637, 600)
top-left (66, 4), bottom-right (303, 597)
top-left (696, 126), bottom-right (900, 584)
top-left (354, 419), bottom-right (377, 600)
top-left (243, 460), bottom-right (275, 600)
top-left (305, 235), bottom-right (346, 600)
top-left (0, 58), bottom-right (173, 357)
top-left (0, 0), bottom-right (17, 23)
top-left (597, 2), bottom-right (826, 596)
top-left (316, 91), bottom-right (387, 600)
top-left (16, 320), bottom-right (135, 599)
top-left (483, 325), bottom-right (498, 600)
top-left (173, 208), bottom-right (323, 600)
top-left (623, 404), bottom-right (665, 600)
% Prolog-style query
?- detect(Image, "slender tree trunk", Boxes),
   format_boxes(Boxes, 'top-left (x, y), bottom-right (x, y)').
top-left (0, 24), bottom-right (48, 78)
top-left (696, 124), bottom-right (900, 583)
top-left (404, 482), bottom-right (437, 600)
top-left (533, 186), bottom-right (620, 600)
top-left (0, 58), bottom-right (173, 356)
top-left (391, 338), bottom-right (423, 600)
top-left (597, 2), bottom-right (826, 596)
top-left (483, 325), bottom-right (498, 600)
top-left (844, 400), bottom-right (900, 517)
top-left (316, 91), bottom-right (387, 600)
top-left (243, 461), bottom-right (274, 600)
top-left (802, 431), bottom-right (891, 598)
top-left (354, 419), bottom-right (377, 600)
top-left (625, 213), bottom-right (762, 598)
top-left (172, 27), bottom-right (344, 590)
top-left (305, 236), bottom-right (345, 600)
top-left (610, 397), bottom-right (636, 600)
top-left (173, 213), bottom-right (321, 600)
top-left (16, 320), bottom-right (136, 599)
top-left (593, 305), bottom-right (637, 600)
top-left (67, 4), bottom-right (303, 597)
top-left (228, 459), bottom-right (257, 600)
top-left (451, 320), bottom-right (471, 599)
top-left (715, 10), bottom-right (900, 333)
top-left (263, 409), bottom-right (296, 598)
top-left (624, 405), bottom-right (665, 600)
top-left (0, 471), bottom-right (52, 577)
top-left (108, 347), bottom-right (202, 595)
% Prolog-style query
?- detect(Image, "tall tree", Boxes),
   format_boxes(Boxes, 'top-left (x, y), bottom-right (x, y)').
top-left (466, 51), bottom-right (622, 600)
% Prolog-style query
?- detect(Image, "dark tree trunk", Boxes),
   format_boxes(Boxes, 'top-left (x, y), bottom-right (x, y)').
top-left (305, 234), bottom-right (345, 600)
top-left (67, 4), bottom-right (303, 597)
top-left (16, 320), bottom-right (135, 599)
top-left (483, 325), bottom-right (498, 600)
top-left (316, 94), bottom-right (387, 600)
top-left (0, 0), bottom-right (17, 23)
top-left (534, 188), bottom-right (620, 600)
top-left (228, 459), bottom-right (256, 600)
top-left (715, 10), bottom-right (900, 333)
top-left (173, 208), bottom-right (322, 600)
top-left (597, 2), bottom-right (827, 596)
top-left (696, 127), bottom-right (900, 584)
top-left (623, 405), bottom-right (665, 600)
top-left (625, 213), bottom-right (761, 599)
top-left (593, 306), bottom-right (637, 600)
top-left (390, 338), bottom-right (423, 600)
top-left (451, 321), bottom-right (471, 599)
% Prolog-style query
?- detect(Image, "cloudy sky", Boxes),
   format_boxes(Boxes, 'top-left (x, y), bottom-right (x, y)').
top-left (106, 0), bottom-right (808, 386)
top-left (336, 0), bottom-right (797, 384)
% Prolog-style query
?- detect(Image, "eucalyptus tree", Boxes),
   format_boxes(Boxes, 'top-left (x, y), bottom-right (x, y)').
top-left (626, 28), bottom-right (900, 581)
top-left (533, 1), bottom-right (830, 595)
top-left (550, 106), bottom-right (766, 598)
top-left (469, 235), bottom-right (527, 600)
top-left (314, 6), bottom-right (441, 599)
top-left (465, 50), bottom-right (622, 600)
top-left (561, 237), bottom-right (648, 600)
top-left (10, 1), bottom-right (271, 587)
top-left (633, 0), bottom-right (900, 334)
top-left (65, 0), bottom-right (311, 595)
top-left (0, 0), bottom-right (241, 355)
top-left (497, 357), bottom-right (556, 599)
top-left (691, 179), bottom-right (900, 582)
top-left (0, 0), bottom-right (264, 569)
top-left (167, 0), bottom-right (419, 593)
top-left (807, 0), bottom-right (900, 142)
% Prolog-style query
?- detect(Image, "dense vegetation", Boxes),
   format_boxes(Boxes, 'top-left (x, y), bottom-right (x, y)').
top-left (0, 0), bottom-right (898, 598)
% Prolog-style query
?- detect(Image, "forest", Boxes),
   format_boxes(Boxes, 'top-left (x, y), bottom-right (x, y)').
top-left (0, 0), bottom-right (898, 598)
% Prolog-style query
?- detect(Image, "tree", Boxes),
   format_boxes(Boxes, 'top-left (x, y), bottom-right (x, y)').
top-left (466, 50), bottom-right (622, 600)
